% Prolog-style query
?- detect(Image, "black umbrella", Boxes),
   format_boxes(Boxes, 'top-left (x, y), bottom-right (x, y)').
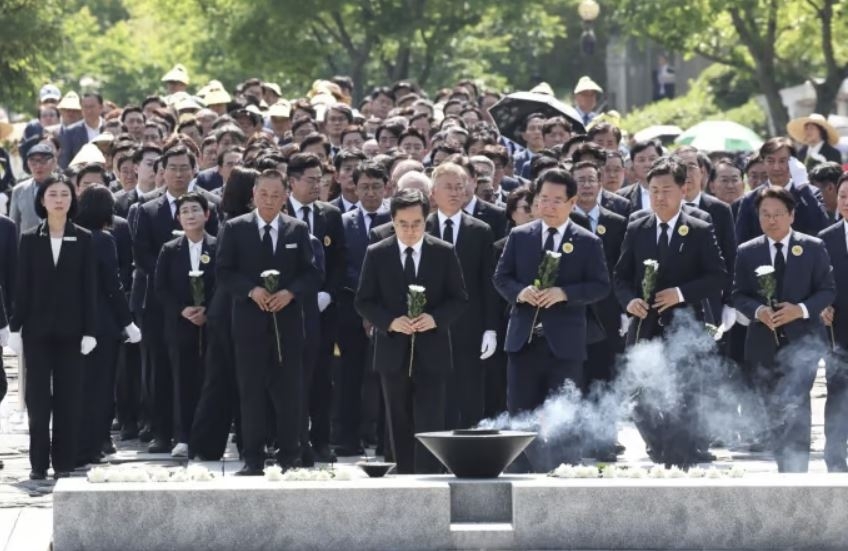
top-left (488, 91), bottom-right (586, 145)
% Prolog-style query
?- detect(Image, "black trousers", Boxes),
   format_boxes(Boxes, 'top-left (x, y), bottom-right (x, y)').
top-left (168, 326), bottom-right (206, 444)
top-left (825, 350), bottom-right (848, 470)
top-left (582, 336), bottom-right (623, 453)
top-left (234, 326), bottom-right (302, 468)
top-left (115, 340), bottom-right (142, 432)
top-left (445, 333), bottom-right (485, 430)
top-left (142, 304), bottom-right (172, 442)
top-left (309, 306), bottom-right (337, 448)
top-left (24, 335), bottom-right (83, 473)
top-left (78, 336), bottom-right (119, 462)
top-left (300, 324), bottom-right (319, 448)
top-left (507, 336), bottom-right (584, 469)
top-left (190, 319), bottom-right (240, 459)
top-left (0, 354), bottom-right (6, 405)
top-left (381, 366), bottom-right (446, 474)
top-left (335, 295), bottom-right (369, 449)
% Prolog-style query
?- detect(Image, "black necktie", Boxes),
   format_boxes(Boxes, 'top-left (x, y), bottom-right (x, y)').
top-left (349, 204), bottom-right (357, 212)
top-left (366, 212), bottom-right (377, 227)
top-left (263, 224), bottom-right (274, 258)
top-left (774, 242), bottom-right (785, 302)
top-left (442, 218), bottom-right (454, 244)
top-left (544, 227), bottom-right (557, 252)
top-left (302, 206), bottom-right (311, 233)
top-left (685, 202), bottom-right (697, 208)
top-left (404, 247), bottom-right (416, 282)
top-left (658, 222), bottom-right (670, 261)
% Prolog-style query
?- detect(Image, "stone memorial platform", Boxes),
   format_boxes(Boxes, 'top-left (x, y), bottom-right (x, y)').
top-left (53, 472), bottom-right (848, 550)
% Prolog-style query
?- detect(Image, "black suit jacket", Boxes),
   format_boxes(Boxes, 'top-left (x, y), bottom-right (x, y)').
top-left (732, 232), bottom-right (835, 365)
top-left (696, 193), bottom-right (737, 312)
top-left (57, 121), bottom-right (91, 169)
top-left (468, 198), bottom-right (507, 240)
top-left (601, 189), bottom-right (632, 218)
top-left (736, 182), bottom-right (829, 244)
top-left (154, 233), bottom-right (216, 343)
top-left (216, 211), bottom-right (320, 355)
top-left (342, 209), bottom-right (391, 291)
top-left (617, 183), bottom-right (646, 212)
top-left (354, 234), bottom-right (468, 375)
top-left (113, 188), bottom-right (140, 219)
top-left (194, 168), bottom-right (224, 192)
top-left (819, 222), bottom-right (848, 348)
top-left (11, 222), bottom-right (97, 338)
top-left (425, 212), bottom-right (498, 343)
top-left (799, 143), bottom-right (842, 164)
top-left (109, 215), bottom-right (133, 295)
top-left (91, 229), bottom-right (132, 339)
top-left (614, 211), bottom-right (726, 341)
top-left (591, 207), bottom-right (628, 341)
top-left (287, 199), bottom-right (346, 298)
top-left (0, 216), bottom-right (16, 326)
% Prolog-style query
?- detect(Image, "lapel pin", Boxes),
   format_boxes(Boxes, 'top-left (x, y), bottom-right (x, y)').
top-left (791, 244), bottom-right (803, 256)
top-left (324, 235), bottom-right (332, 247)
top-left (562, 242), bottom-right (574, 254)
top-left (200, 253), bottom-right (210, 264)
top-left (596, 224), bottom-right (606, 235)
top-left (677, 225), bottom-right (689, 237)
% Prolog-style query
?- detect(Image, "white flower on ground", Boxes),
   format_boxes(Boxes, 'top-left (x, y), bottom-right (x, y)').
top-left (264, 465), bottom-right (283, 481)
top-left (574, 465), bottom-right (599, 478)
top-left (170, 468), bottom-right (189, 482)
top-left (626, 467), bottom-right (647, 478)
top-left (551, 464), bottom-right (577, 478)
top-left (706, 467), bottom-right (723, 479)
top-left (87, 466), bottom-right (108, 483)
top-left (667, 466), bottom-right (686, 478)
top-left (187, 464), bottom-right (213, 481)
top-left (687, 467), bottom-right (706, 478)
top-left (728, 465), bottom-right (746, 478)
top-left (148, 467), bottom-right (170, 482)
top-left (649, 465), bottom-right (668, 478)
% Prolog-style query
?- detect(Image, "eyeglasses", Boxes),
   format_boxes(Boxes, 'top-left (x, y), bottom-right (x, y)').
top-left (166, 165), bottom-right (193, 173)
top-left (28, 156), bottom-right (54, 165)
top-left (575, 178), bottom-right (599, 186)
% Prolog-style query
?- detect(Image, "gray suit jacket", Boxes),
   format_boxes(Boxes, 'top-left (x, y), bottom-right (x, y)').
top-left (9, 179), bottom-right (41, 236)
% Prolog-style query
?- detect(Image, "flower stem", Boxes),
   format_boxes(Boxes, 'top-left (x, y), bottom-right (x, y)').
top-left (408, 334), bottom-right (415, 377)
top-left (830, 325), bottom-right (836, 352)
top-left (635, 318), bottom-right (643, 343)
top-left (528, 306), bottom-right (541, 344)
top-left (272, 312), bottom-right (283, 364)
top-left (198, 327), bottom-right (203, 358)
top-left (771, 328), bottom-right (779, 346)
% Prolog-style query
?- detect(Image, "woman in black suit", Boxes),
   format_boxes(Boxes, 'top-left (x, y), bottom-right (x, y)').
top-left (73, 184), bottom-right (140, 466)
top-left (8, 175), bottom-right (98, 480)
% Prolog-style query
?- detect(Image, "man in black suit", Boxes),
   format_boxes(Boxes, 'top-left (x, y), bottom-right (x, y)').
top-left (614, 157), bottom-right (727, 467)
top-left (735, 137), bottom-right (829, 244)
top-left (133, 144), bottom-right (219, 453)
top-left (114, 145), bottom-right (162, 218)
top-left (616, 141), bottom-right (662, 213)
top-left (355, 189), bottom-right (468, 473)
top-left (494, 168), bottom-right (610, 468)
top-left (733, 186), bottom-right (835, 472)
top-left (217, 169), bottom-right (320, 475)
top-left (463, 170), bottom-right (508, 240)
top-left (285, 152), bottom-right (346, 463)
top-left (819, 173), bottom-right (848, 471)
top-left (154, 193), bottom-right (216, 457)
top-left (335, 161), bottom-right (391, 456)
top-left (0, 214), bottom-right (15, 433)
top-left (571, 161), bottom-right (628, 461)
top-left (58, 92), bottom-right (104, 168)
top-left (427, 162), bottom-right (498, 429)
top-left (330, 149), bottom-right (366, 213)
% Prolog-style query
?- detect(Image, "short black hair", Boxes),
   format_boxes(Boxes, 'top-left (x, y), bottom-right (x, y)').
top-left (75, 184), bottom-right (114, 231)
top-left (214, 125), bottom-right (246, 145)
top-left (572, 160), bottom-right (601, 176)
top-left (132, 144), bottom-right (162, 164)
top-left (647, 156), bottom-right (687, 186)
top-left (630, 140), bottom-right (663, 161)
top-left (120, 105), bottom-right (144, 123)
top-left (536, 167), bottom-right (577, 199)
top-left (520, 112), bottom-right (545, 132)
top-left (333, 148), bottom-right (366, 171)
top-left (570, 142), bottom-right (605, 165)
top-left (175, 191), bottom-right (209, 214)
top-left (505, 188), bottom-right (533, 228)
top-left (755, 185), bottom-right (796, 213)
top-left (398, 127), bottom-right (427, 146)
top-left (75, 163), bottom-right (108, 187)
top-left (390, 187), bottom-right (429, 218)
top-left (542, 116), bottom-right (572, 136)
top-left (353, 160), bottom-right (388, 185)
top-left (287, 152), bottom-right (323, 180)
top-left (587, 122), bottom-right (622, 144)
top-left (34, 175), bottom-right (78, 219)
top-left (82, 92), bottom-right (104, 106)
top-left (216, 146), bottom-right (244, 167)
top-left (160, 144), bottom-right (197, 170)
top-left (744, 154), bottom-right (764, 174)
top-left (809, 162), bottom-right (844, 187)
top-left (375, 120), bottom-right (405, 143)
top-left (760, 136), bottom-right (797, 159)
top-left (837, 172), bottom-right (848, 193)
top-left (528, 155), bottom-right (559, 181)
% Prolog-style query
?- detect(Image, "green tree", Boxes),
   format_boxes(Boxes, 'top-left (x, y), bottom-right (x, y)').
top-left (609, 0), bottom-right (848, 131)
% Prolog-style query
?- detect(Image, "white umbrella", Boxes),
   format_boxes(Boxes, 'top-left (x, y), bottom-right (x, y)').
top-left (633, 125), bottom-right (683, 143)
top-left (675, 120), bottom-right (763, 152)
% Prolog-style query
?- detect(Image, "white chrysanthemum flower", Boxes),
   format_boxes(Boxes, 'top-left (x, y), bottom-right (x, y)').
top-left (755, 265), bottom-right (775, 277)
top-left (627, 467), bottom-right (647, 479)
top-left (649, 465), bottom-right (668, 478)
top-left (551, 463), bottom-right (577, 478)
top-left (687, 467), bottom-right (706, 478)
top-left (148, 467), bottom-right (170, 482)
top-left (545, 251), bottom-right (562, 260)
top-left (728, 465), bottom-right (746, 478)
top-left (172, 230), bottom-right (185, 237)
top-left (170, 468), bottom-right (189, 483)
top-left (188, 270), bottom-right (204, 278)
top-left (187, 464), bottom-right (213, 481)
top-left (706, 467), bottom-right (723, 479)
top-left (667, 466), bottom-right (686, 478)
top-left (260, 269), bottom-right (280, 278)
top-left (264, 465), bottom-right (283, 481)
top-left (408, 285), bottom-right (426, 293)
top-left (643, 259), bottom-right (659, 270)
top-left (87, 466), bottom-right (108, 483)
top-left (574, 465), bottom-right (599, 478)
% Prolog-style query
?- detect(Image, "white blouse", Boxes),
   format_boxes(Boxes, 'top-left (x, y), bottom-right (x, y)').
top-left (50, 237), bottom-right (62, 266)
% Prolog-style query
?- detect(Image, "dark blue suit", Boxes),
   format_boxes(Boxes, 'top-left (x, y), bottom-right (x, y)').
top-left (818, 221), bottom-right (848, 470)
top-left (57, 121), bottom-right (90, 169)
top-left (336, 208), bottom-right (390, 451)
top-left (735, 182), bottom-right (829, 244)
top-left (732, 232), bottom-right (835, 472)
top-left (193, 168), bottom-right (223, 192)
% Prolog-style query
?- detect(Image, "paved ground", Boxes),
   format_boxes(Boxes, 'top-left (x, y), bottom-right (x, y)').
top-left (0, 349), bottom-right (836, 551)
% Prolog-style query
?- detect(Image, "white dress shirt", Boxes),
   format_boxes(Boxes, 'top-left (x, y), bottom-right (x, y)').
top-left (254, 209), bottom-right (280, 251)
top-left (464, 195), bottom-right (478, 216)
top-left (85, 118), bottom-right (103, 141)
top-left (655, 211), bottom-right (685, 303)
top-left (437, 210), bottom-right (462, 244)
top-left (339, 196), bottom-right (357, 212)
top-left (398, 237), bottom-right (424, 275)
top-left (540, 219), bottom-right (569, 252)
top-left (765, 231), bottom-right (808, 319)
top-left (289, 196), bottom-right (314, 230)
top-left (50, 237), bottom-right (62, 266)
top-left (639, 185), bottom-right (651, 212)
top-left (166, 183), bottom-right (198, 217)
top-left (187, 237), bottom-right (203, 272)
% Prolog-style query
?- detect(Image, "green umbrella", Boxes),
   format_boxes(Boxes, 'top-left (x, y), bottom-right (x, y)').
top-left (675, 120), bottom-right (764, 152)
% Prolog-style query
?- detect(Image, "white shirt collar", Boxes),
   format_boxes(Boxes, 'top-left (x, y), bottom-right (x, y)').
top-left (356, 201), bottom-right (387, 214)
top-left (767, 230), bottom-right (792, 250)
top-left (574, 204), bottom-right (600, 220)
top-left (165, 183), bottom-right (197, 203)
top-left (437, 209), bottom-right (462, 227)
top-left (809, 141), bottom-right (824, 156)
top-left (289, 195), bottom-right (312, 214)
top-left (541, 218), bottom-right (570, 237)
top-left (186, 234), bottom-right (204, 246)
top-left (656, 210), bottom-right (681, 232)
top-left (85, 118), bottom-right (103, 133)
top-left (254, 209), bottom-right (280, 231)
top-left (397, 236), bottom-right (424, 256)
top-left (685, 192), bottom-right (702, 206)
top-left (464, 195), bottom-right (478, 215)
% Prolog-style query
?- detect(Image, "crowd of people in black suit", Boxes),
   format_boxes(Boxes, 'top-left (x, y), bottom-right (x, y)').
top-left (1, 73), bottom-right (847, 479)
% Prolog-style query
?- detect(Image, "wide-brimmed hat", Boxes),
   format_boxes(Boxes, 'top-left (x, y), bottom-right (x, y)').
top-left (69, 143), bottom-right (106, 167)
top-left (57, 91), bottom-right (82, 111)
top-left (530, 82), bottom-right (555, 96)
top-left (202, 82), bottom-right (231, 106)
top-left (787, 113), bottom-right (839, 145)
top-left (262, 82), bottom-right (282, 97)
top-left (161, 64), bottom-right (189, 85)
top-left (574, 76), bottom-right (603, 95)
top-left (268, 100), bottom-right (291, 119)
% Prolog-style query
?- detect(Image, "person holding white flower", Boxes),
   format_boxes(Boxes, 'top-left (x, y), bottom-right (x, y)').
top-left (154, 192), bottom-right (216, 459)
top-left (217, 169), bottom-right (320, 476)
top-left (732, 186), bottom-right (835, 473)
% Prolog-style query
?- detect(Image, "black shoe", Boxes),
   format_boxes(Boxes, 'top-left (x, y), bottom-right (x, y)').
top-left (595, 450), bottom-right (619, 463)
top-left (234, 465), bottom-right (264, 476)
top-left (119, 427), bottom-right (139, 441)
top-left (615, 442), bottom-right (626, 454)
top-left (314, 445), bottom-right (337, 463)
top-left (0, 459), bottom-right (4, 469)
top-left (102, 438), bottom-right (117, 455)
top-left (110, 419), bottom-right (121, 432)
top-left (301, 445), bottom-right (316, 468)
top-left (278, 457), bottom-right (303, 473)
top-left (29, 469), bottom-right (47, 480)
top-left (692, 449), bottom-right (716, 462)
top-left (334, 445), bottom-right (365, 457)
top-left (138, 426), bottom-right (153, 443)
top-left (148, 439), bottom-right (171, 454)
top-left (53, 471), bottom-right (72, 480)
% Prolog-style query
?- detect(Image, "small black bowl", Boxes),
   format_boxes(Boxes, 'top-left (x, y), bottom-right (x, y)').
top-left (356, 461), bottom-right (396, 478)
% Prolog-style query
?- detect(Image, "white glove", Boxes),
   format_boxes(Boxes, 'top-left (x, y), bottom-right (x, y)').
top-left (317, 292), bottom-right (332, 313)
top-left (8, 332), bottom-right (22, 355)
top-left (721, 305), bottom-right (737, 332)
top-left (480, 330), bottom-right (498, 360)
top-left (736, 310), bottom-right (751, 327)
top-left (124, 322), bottom-right (142, 344)
top-left (81, 336), bottom-right (98, 356)
top-left (619, 314), bottom-right (632, 337)
top-left (0, 326), bottom-right (8, 347)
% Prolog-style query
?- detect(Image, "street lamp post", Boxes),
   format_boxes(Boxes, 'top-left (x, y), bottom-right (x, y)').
top-left (578, 0), bottom-right (600, 56)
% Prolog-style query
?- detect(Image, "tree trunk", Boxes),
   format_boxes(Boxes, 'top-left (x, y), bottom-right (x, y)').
top-left (813, 72), bottom-right (846, 115)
